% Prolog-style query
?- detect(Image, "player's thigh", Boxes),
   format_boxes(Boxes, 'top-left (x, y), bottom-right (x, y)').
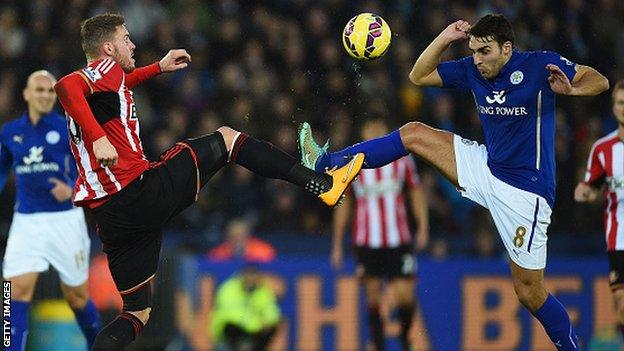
top-left (488, 179), bottom-right (552, 270)
top-left (6, 272), bottom-right (39, 301)
top-left (3, 213), bottom-right (49, 284)
top-left (363, 277), bottom-right (384, 306)
top-left (389, 277), bottom-right (415, 305)
top-left (399, 122), bottom-right (458, 186)
top-left (613, 288), bottom-right (624, 319)
top-left (45, 209), bottom-right (91, 287)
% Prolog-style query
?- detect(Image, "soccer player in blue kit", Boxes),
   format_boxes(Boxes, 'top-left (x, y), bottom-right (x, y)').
top-left (0, 70), bottom-right (101, 350)
top-left (299, 14), bottom-right (609, 350)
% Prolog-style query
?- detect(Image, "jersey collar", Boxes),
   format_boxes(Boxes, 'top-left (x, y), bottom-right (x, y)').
top-left (496, 50), bottom-right (520, 79)
top-left (21, 111), bottom-right (56, 127)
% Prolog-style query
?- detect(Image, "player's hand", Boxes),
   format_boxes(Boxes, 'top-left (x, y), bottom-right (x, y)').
top-left (330, 247), bottom-right (343, 270)
top-left (49, 178), bottom-right (73, 202)
top-left (158, 49), bottom-right (192, 72)
top-left (547, 64), bottom-right (573, 95)
top-left (439, 20), bottom-right (471, 43)
top-left (415, 228), bottom-right (429, 252)
top-left (93, 136), bottom-right (118, 168)
top-left (574, 182), bottom-right (598, 202)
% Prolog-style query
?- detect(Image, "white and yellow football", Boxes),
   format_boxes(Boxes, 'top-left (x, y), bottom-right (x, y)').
top-left (342, 13), bottom-right (392, 60)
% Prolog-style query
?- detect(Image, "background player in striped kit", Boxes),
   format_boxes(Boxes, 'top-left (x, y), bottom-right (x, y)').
top-left (575, 80), bottom-right (624, 339)
top-left (330, 118), bottom-right (428, 351)
top-left (0, 70), bottom-right (101, 351)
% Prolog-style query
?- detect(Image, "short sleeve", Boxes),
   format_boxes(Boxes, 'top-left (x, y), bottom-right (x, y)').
top-left (77, 59), bottom-right (124, 94)
top-left (584, 141), bottom-right (606, 186)
top-left (539, 51), bottom-right (577, 82)
top-left (437, 56), bottom-right (472, 89)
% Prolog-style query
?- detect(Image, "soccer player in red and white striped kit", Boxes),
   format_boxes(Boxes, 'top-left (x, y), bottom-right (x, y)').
top-left (575, 80), bottom-right (624, 339)
top-left (53, 13), bottom-right (363, 350)
top-left (331, 118), bottom-right (429, 351)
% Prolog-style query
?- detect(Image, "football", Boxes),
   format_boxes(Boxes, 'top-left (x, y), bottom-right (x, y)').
top-left (342, 13), bottom-right (392, 60)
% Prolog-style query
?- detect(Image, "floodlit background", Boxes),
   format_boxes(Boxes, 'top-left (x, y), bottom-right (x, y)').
top-left (0, 0), bottom-right (622, 350)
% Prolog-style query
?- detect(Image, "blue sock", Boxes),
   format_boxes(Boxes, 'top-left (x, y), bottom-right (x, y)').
top-left (72, 299), bottom-right (102, 350)
top-left (316, 129), bottom-right (408, 172)
top-left (532, 294), bottom-right (579, 351)
top-left (8, 301), bottom-right (29, 351)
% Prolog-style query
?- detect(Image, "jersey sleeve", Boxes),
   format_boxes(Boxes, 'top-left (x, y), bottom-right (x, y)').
top-left (125, 62), bottom-right (161, 89)
top-left (54, 74), bottom-right (107, 142)
top-left (437, 56), bottom-right (472, 89)
top-left (584, 141), bottom-right (606, 187)
top-left (403, 156), bottom-right (421, 189)
top-left (77, 59), bottom-right (124, 94)
top-left (539, 51), bottom-right (577, 83)
top-left (0, 125), bottom-right (12, 191)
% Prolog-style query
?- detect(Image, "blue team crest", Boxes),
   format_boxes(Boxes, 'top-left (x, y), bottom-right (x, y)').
top-left (510, 70), bottom-right (523, 85)
top-left (46, 130), bottom-right (60, 145)
top-left (82, 67), bottom-right (102, 83)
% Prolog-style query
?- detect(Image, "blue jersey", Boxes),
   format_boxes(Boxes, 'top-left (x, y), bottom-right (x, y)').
top-left (437, 50), bottom-right (577, 207)
top-left (0, 112), bottom-right (77, 213)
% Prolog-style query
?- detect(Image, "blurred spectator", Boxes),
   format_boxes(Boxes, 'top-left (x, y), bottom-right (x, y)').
top-left (208, 218), bottom-right (276, 263)
top-left (210, 266), bottom-right (281, 351)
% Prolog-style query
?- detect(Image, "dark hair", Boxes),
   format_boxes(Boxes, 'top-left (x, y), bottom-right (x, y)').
top-left (468, 14), bottom-right (515, 46)
top-left (613, 80), bottom-right (624, 99)
top-left (80, 13), bottom-right (125, 59)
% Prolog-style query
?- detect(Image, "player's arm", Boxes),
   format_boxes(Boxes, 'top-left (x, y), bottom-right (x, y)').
top-left (408, 186), bottom-right (429, 252)
top-left (575, 141), bottom-right (606, 202)
top-left (125, 49), bottom-right (191, 89)
top-left (408, 20), bottom-right (470, 87)
top-left (54, 74), bottom-right (118, 167)
top-left (331, 192), bottom-right (352, 270)
top-left (547, 63), bottom-right (609, 96)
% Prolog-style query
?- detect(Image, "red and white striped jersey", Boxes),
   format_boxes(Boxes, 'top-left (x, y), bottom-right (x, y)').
top-left (584, 130), bottom-right (624, 251)
top-left (352, 156), bottom-right (420, 249)
top-left (67, 59), bottom-right (148, 206)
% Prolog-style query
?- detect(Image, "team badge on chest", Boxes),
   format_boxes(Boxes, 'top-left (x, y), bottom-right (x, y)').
top-left (510, 70), bottom-right (523, 85)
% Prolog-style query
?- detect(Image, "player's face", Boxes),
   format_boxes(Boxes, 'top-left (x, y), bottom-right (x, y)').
top-left (613, 89), bottom-right (624, 125)
top-left (468, 37), bottom-right (512, 79)
top-left (111, 25), bottom-right (136, 72)
top-left (23, 75), bottom-right (56, 115)
top-left (361, 121), bottom-right (389, 140)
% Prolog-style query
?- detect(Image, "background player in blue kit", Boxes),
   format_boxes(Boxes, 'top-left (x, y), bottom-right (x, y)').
top-left (299, 14), bottom-right (609, 350)
top-left (0, 70), bottom-right (101, 350)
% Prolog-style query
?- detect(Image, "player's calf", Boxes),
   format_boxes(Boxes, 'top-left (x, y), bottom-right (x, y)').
top-left (92, 282), bottom-right (152, 350)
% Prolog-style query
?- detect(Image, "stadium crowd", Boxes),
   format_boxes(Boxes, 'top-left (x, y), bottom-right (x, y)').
top-left (1, 0), bottom-right (623, 256)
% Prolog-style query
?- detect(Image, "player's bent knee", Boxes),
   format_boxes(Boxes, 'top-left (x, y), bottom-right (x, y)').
top-left (8, 280), bottom-right (35, 301)
top-left (399, 122), bottom-right (434, 152)
top-left (121, 281), bottom-right (152, 315)
top-left (127, 307), bottom-right (151, 325)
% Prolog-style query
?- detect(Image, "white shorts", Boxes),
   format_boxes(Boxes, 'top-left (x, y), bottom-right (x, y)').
top-left (454, 135), bottom-right (551, 269)
top-left (3, 208), bottom-right (91, 286)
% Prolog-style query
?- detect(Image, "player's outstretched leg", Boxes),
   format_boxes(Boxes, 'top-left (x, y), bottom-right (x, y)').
top-left (510, 262), bottom-right (579, 351)
top-left (299, 122), bottom-right (408, 172)
top-left (61, 282), bottom-right (102, 349)
top-left (215, 126), bottom-right (363, 206)
top-left (299, 121), bottom-right (458, 186)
